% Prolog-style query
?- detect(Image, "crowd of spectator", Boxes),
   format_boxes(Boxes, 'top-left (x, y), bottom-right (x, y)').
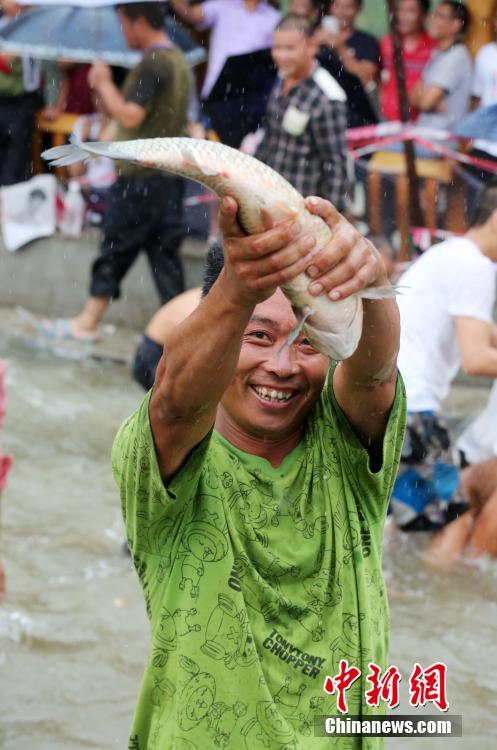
top-left (2, 1), bottom-right (497, 553)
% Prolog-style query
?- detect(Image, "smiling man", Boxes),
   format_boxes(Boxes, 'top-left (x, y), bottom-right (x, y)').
top-left (112, 196), bottom-right (406, 749)
top-left (256, 13), bottom-right (349, 211)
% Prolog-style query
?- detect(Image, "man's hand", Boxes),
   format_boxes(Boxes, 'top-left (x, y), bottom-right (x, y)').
top-left (314, 27), bottom-right (343, 51)
top-left (218, 196), bottom-right (316, 308)
top-left (303, 196), bottom-right (389, 301)
top-left (88, 61), bottom-right (113, 90)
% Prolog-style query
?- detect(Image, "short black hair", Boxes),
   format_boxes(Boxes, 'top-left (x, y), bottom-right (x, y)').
top-left (439, 1), bottom-right (469, 33)
top-left (471, 183), bottom-right (497, 227)
top-left (276, 13), bottom-right (315, 37)
top-left (116, 2), bottom-right (168, 30)
top-left (201, 239), bottom-right (225, 298)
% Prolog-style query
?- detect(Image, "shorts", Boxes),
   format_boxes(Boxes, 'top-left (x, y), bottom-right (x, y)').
top-left (390, 411), bottom-right (468, 531)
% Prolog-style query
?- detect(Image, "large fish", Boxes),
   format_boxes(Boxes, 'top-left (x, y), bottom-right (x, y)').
top-left (43, 137), bottom-right (396, 360)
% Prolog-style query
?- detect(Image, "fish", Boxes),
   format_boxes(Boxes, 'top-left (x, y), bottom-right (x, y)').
top-left (42, 137), bottom-right (397, 360)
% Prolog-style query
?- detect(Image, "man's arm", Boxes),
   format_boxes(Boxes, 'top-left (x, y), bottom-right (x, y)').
top-left (168, 0), bottom-right (206, 26)
top-left (88, 63), bottom-right (145, 129)
top-left (311, 99), bottom-right (349, 211)
top-left (303, 198), bottom-right (399, 451)
top-left (409, 82), bottom-right (445, 112)
top-left (150, 200), bottom-right (315, 480)
top-left (314, 29), bottom-right (379, 87)
top-left (456, 317), bottom-right (497, 377)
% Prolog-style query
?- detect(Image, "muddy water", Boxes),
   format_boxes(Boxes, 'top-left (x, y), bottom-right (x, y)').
top-left (1, 343), bottom-right (495, 749)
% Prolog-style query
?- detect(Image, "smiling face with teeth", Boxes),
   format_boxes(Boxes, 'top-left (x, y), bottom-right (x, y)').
top-left (215, 289), bottom-right (329, 459)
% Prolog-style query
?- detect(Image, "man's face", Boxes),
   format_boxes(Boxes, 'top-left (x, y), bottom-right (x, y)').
top-left (117, 10), bottom-right (139, 49)
top-left (397, 0), bottom-right (425, 36)
top-left (288, 0), bottom-right (314, 18)
top-left (220, 289), bottom-right (329, 441)
top-left (329, 0), bottom-right (360, 30)
top-left (429, 3), bottom-right (459, 41)
top-left (272, 28), bottom-right (315, 80)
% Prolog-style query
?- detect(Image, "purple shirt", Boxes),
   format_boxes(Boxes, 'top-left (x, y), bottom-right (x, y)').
top-left (197, 0), bottom-right (281, 98)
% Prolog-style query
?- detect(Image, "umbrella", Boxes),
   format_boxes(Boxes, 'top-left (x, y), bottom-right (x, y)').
top-left (452, 104), bottom-right (497, 141)
top-left (0, 4), bottom-right (206, 68)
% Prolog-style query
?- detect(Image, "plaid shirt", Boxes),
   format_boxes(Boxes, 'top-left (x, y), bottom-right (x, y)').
top-left (255, 67), bottom-right (349, 210)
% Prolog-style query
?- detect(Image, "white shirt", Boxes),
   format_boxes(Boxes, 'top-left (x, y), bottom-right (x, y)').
top-left (397, 238), bottom-right (496, 412)
top-left (472, 42), bottom-right (497, 157)
top-left (457, 380), bottom-right (497, 463)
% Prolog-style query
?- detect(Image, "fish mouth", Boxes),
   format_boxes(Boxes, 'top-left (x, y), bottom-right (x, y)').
top-left (250, 384), bottom-right (299, 406)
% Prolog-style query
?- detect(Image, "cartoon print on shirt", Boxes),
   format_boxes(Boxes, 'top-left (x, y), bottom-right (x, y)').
top-left (229, 480), bottom-right (280, 547)
top-left (206, 700), bottom-right (247, 748)
top-left (240, 699), bottom-right (298, 750)
top-left (234, 553), bottom-right (290, 623)
top-left (177, 656), bottom-right (247, 746)
top-left (273, 677), bottom-right (306, 718)
top-left (150, 675), bottom-right (174, 707)
top-left (297, 695), bottom-right (325, 736)
top-left (152, 606), bottom-right (201, 667)
top-left (329, 612), bottom-right (370, 710)
top-left (178, 507), bottom-right (228, 598)
top-left (201, 593), bottom-right (257, 669)
top-left (177, 656), bottom-right (217, 732)
top-left (287, 490), bottom-right (329, 539)
top-left (290, 561), bottom-right (343, 642)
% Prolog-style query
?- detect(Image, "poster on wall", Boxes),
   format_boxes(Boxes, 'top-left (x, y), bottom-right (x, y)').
top-left (0, 174), bottom-right (57, 252)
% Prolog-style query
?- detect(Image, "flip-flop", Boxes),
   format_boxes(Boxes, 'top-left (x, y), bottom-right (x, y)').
top-left (37, 318), bottom-right (98, 344)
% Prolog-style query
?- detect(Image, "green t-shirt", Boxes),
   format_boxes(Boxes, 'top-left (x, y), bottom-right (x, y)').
top-left (116, 47), bottom-right (190, 179)
top-left (112, 375), bottom-right (406, 750)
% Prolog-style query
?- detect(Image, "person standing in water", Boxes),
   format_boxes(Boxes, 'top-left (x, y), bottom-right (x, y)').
top-left (112, 193), bottom-right (405, 748)
top-left (391, 185), bottom-right (497, 532)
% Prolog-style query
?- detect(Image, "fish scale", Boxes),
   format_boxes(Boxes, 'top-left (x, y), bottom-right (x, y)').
top-left (43, 137), bottom-right (396, 360)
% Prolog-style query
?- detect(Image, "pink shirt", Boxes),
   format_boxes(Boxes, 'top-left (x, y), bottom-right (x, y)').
top-left (197, 0), bottom-right (280, 98)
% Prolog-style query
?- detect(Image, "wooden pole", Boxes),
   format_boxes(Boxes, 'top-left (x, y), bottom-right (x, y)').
top-left (386, 0), bottom-right (423, 258)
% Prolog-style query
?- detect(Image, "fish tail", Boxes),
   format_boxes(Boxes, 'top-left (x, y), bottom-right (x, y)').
top-left (359, 283), bottom-right (406, 300)
top-left (42, 136), bottom-right (111, 167)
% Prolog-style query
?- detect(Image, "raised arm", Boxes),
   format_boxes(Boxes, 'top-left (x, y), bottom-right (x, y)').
top-left (150, 198), bottom-right (315, 480)
top-left (168, 0), bottom-right (206, 26)
top-left (88, 63), bottom-right (146, 129)
top-left (302, 198), bottom-right (399, 453)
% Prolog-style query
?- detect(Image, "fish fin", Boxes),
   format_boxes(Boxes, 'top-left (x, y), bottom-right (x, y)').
top-left (359, 283), bottom-right (406, 300)
top-left (278, 305), bottom-right (313, 356)
top-left (181, 147), bottom-right (220, 177)
top-left (260, 208), bottom-right (275, 230)
top-left (42, 143), bottom-right (89, 167)
top-left (43, 136), bottom-right (113, 167)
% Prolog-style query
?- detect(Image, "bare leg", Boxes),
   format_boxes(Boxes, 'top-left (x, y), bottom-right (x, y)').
top-left (423, 511), bottom-right (475, 572)
top-left (460, 457), bottom-right (497, 512)
top-left (464, 490), bottom-right (497, 559)
top-left (68, 297), bottom-right (110, 337)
